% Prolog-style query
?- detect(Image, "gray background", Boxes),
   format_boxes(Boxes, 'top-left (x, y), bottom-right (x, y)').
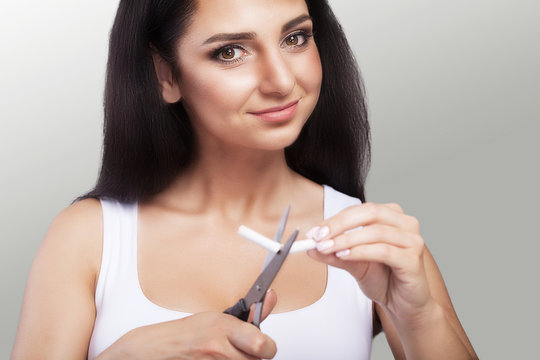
top-left (1, 0), bottom-right (538, 358)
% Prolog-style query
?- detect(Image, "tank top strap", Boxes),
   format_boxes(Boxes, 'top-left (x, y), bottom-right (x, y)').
top-left (95, 199), bottom-right (138, 309)
top-left (323, 184), bottom-right (362, 219)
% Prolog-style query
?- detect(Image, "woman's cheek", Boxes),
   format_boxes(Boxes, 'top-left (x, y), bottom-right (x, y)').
top-left (303, 49), bottom-right (323, 94)
top-left (196, 68), bottom-right (258, 113)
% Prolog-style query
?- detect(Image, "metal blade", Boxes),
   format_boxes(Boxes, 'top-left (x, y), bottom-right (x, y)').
top-left (254, 205), bottom-right (291, 326)
top-left (273, 205), bottom-right (290, 243)
top-left (252, 301), bottom-right (264, 328)
top-left (242, 229), bottom-right (298, 308)
top-left (262, 205), bottom-right (291, 270)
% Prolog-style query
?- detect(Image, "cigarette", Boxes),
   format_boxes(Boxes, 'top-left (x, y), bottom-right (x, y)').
top-left (238, 226), bottom-right (317, 253)
top-left (290, 239), bottom-right (317, 253)
top-left (238, 225), bottom-right (282, 253)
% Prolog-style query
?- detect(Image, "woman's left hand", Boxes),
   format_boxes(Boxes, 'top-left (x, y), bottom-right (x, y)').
top-left (307, 202), bottom-right (433, 322)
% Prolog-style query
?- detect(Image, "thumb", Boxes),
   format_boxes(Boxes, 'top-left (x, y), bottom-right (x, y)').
top-left (247, 289), bottom-right (277, 323)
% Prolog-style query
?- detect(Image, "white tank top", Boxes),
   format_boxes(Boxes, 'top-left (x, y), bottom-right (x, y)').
top-left (88, 185), bottom-right (373, 359)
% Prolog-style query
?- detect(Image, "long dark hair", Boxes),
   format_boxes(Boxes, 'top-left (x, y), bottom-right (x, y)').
top-left (82, 0), bottom-right (370, 202)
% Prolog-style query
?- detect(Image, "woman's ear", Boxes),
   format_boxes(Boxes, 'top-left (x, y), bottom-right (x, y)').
top-left (151, 51), bottom-right (182, 104)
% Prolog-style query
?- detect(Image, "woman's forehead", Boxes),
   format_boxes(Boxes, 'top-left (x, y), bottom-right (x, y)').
top-left (185, 0), bottom-right (310, 41)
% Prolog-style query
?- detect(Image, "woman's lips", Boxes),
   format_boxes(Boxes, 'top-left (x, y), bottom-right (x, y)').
top-left (248, 100), bottom-right (299, 122)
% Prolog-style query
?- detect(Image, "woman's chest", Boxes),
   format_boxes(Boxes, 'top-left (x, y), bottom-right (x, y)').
top-left (137, 213), bottom-right (327, 314)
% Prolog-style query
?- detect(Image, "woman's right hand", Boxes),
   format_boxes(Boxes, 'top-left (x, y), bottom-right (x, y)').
top-left (96, 290), bottom-right (278, 360)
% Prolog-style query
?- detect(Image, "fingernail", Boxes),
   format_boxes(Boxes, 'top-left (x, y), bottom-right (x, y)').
top-left (316, 239), bottom-right (334, 252)
top-left (306, 226), bottom-right (320, 239)
top-left (336, 249), bottom-right (351, 258)
top-left (315, 226), bottom-right (330, 240)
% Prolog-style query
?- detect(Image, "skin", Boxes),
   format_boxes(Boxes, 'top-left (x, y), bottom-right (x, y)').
top-left (12, 0), bottom-right (478, 359)
top-left (307, 204), bottom-right (478, 359)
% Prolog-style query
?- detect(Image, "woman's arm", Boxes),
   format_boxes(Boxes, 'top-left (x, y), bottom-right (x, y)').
top-left (11, 199), bottom-right (103, 359)
top-left (11, 199), bottom-right (277, 360)
top-left (307, 202), bottom-right (478, 360)
top-left (376, 246), bottom-right (478, 359)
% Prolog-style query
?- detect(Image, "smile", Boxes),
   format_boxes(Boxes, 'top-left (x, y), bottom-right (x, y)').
top-left (248, 100), bottom-right (300, 122)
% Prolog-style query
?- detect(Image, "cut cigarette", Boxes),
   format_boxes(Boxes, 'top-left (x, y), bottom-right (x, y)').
top-left (238, 225), bottom-right (317, 254)
top-left (238, 225), bottom-right (282, 253)
top-left (290, 239), bottom-right (317, 253)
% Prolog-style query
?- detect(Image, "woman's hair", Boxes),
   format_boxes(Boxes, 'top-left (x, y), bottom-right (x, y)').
top-left (82, 0), bottom-right (370, 202)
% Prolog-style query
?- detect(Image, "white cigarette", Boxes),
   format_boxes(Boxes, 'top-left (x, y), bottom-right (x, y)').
top-left (290, 239), bottom-right (317, 253)
top-left (238, 225), bottom-right (317, 254)
top-left (238, 225), bottom-right (282, 253)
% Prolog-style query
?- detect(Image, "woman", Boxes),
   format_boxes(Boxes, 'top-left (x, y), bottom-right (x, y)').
top-left (12, 0), bottom-right (477, 359)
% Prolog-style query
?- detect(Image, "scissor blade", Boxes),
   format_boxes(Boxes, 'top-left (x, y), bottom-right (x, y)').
top-left (243, 229), bottom-right (298, 308)
top-left (262, 206), bottom-right (290, 270)
top-left (273, 205), bottom-right (290, 244)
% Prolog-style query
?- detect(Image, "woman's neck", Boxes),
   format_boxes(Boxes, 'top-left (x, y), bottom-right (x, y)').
top-left (154, 144), bottom-right (301, 222)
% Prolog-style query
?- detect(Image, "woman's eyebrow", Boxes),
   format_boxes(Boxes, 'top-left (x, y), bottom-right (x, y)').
top-left (202, 14), bottom-right (312, 46)
top-left (282, 14), bottom-right (312, 33)
top-left (203, 32), bottom-right (256, 45)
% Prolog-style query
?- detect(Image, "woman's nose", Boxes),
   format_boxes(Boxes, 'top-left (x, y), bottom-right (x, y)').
top-left (258, 50), bottom-right (296, 97)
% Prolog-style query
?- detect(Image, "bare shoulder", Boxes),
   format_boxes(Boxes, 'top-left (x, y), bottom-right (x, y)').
top-left (292, 172), bottom-right (324, 198)
top-left (50, 197), bottom-right (102, 236)
top-left (44, 198), bottom-right (103, 278)
top-left (290, 174), bottom-right (325, 217)
top-left (11, 198), bottom-right (103, 359)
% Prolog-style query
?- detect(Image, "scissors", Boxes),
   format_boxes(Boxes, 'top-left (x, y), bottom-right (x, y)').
top-left (224, 206), bottom-right (297, 328)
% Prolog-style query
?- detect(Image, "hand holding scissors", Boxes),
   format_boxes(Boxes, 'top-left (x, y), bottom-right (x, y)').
top-left (224, 206), bottom-right (298, 327)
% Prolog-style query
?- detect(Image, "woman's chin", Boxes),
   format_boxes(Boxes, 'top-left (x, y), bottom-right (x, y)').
top-left (246, 131), bottom-right (303, 152)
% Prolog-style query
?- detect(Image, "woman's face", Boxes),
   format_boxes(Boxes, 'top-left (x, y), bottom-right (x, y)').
top-left (173, 0), bottom-right (322, 152)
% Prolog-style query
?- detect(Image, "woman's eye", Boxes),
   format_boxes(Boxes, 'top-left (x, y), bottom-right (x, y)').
top-left (285, 34), bottom-right (301, 46)
top-left (282, 32), bottom-right (312, 48)
top-left (221, 47), bottom-right (236, 60)
top-left (214, 46), bottom-right (247, 63)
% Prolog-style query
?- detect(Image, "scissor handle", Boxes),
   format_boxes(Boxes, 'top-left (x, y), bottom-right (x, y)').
top-left (223, 298), bottom-right (250, 321)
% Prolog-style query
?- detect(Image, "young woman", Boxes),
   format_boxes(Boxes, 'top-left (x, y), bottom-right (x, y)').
top-left (12, 0), bottom-right (477, 359)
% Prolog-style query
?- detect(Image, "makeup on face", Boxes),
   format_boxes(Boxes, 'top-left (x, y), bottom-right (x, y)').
top-left (205, 22), bottom-right (314, 67)
top-left (247, 100), bottom-right (300, 123)
top-left (174, 0), bottom-right (323, 152)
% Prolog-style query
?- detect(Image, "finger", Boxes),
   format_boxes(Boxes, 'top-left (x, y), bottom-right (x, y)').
top-left (247, 289), bottom-right (277, 323)
top-left (228, 322), bottom-right (277, 359)
top-left (260, 289), bottom-right (277, 322)
top-left (307, 247), bottom-right (365, 269)
top-left (315, 225), bottom-right (423, 255)
top-left (333, 243), bottom-right (415, 270)
top-left (382, 202), bottom-right (404, 213)
top-left (306, 203), bottom-right (418, 242)
top-left (307, 248), bottom-right (372, 279)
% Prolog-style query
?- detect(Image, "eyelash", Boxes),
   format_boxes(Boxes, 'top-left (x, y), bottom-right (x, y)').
top-left (211, 45), bottom-right (248, 65)
top-left (281, 30), bottom-right (314, 49)
top-left (211, 30), bottom-right (314, 65)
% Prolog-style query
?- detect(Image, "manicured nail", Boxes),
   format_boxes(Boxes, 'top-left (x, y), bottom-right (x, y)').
top-left (315, 226), bottom-right (330, 240)
top-left (306, 226), bottom-right (320, 239)
top-left (316, 239), bottom-right (334, 252)
top-left (336, 249), bottom-right (351, 258)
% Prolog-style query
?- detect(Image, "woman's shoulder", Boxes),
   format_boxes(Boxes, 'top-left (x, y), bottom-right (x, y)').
top-left (322, 184), bottom-right (362, 218)
top-left (323, 184), bottom-right (362, 204)
top-left (12, 198), bottom-right (104, 358)
top-left (49, 198), bottom-right (103, 240)
top-left (42, 198), bottom-right (103, 280)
